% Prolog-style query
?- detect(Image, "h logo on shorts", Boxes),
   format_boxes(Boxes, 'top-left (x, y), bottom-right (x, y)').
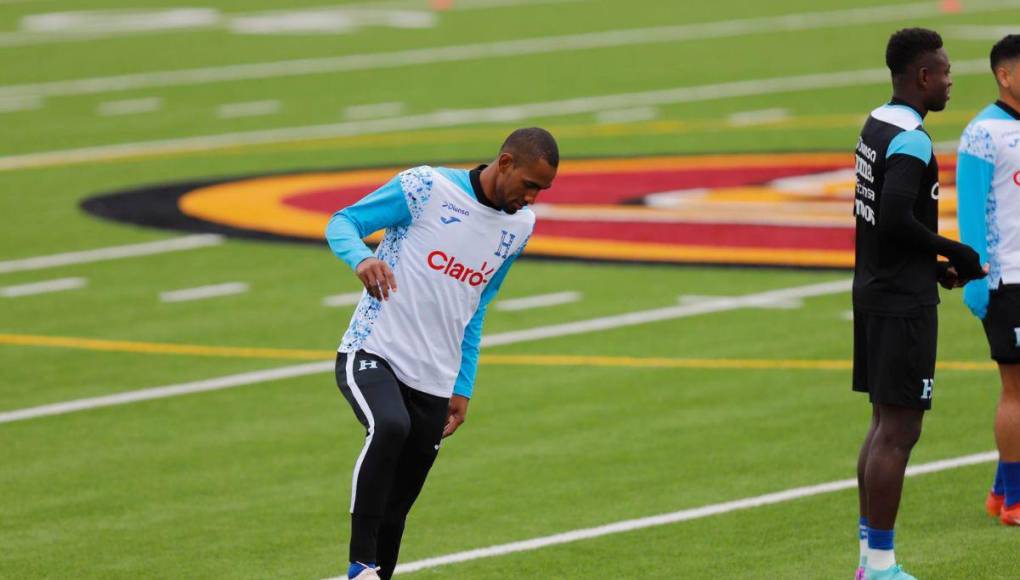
top-left (920, 378), bottom-right (934, 401)
top-left (1013, 328), bottom-right (1020, 347)
top-left (494, 230), bottom-right (516, 259)
top-left (358, 359), bottom-right (378, 372)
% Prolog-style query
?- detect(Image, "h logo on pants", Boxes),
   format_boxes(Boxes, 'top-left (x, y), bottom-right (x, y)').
top-left (920, 378), bottom-right (934, 400)
top-left (359, 359), bottom-right (378, 372)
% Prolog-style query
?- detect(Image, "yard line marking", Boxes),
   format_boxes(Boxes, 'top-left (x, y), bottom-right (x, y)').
top-left (322, 291), bottom-right (366, 307)
top-left (0, 59), bottom-right (994, 172)
top-left (678, 294), bottom-right (802, 309)
top-left (0, 333), bottom-right (997, 372)
top-left (495, 291), bottom-right (581, 311)
top-left (0, 278), bottom-right (856, 424)
top-left (0, 277), bottom-right (86, 297)
top-left (594, 107), bottom-right (659, 125)
top-left (0, 95), bottom-right (41, 113)
top-left (0, 234), bottom-right (224, 274)
top-left (344, 102), bottom-right (406, 120)
top-left (947, 25), bottom-right (1020, 40)
top-left (159, 282), bottom-right (249, 303)
top-left (1, 0), bottom-right (1015, 101)
top-left (0, 361), bottom-right (335, 424)
top-left (216, 99), bottom-right (280, 119)
top-left (481, 279), bottom-right (852, 347)
top-left (727, 107), bottom-right (791, 126)
top-left (345, 451), bottom-right (997, 577)
top-left (97, 97), bottom-right (162, 116)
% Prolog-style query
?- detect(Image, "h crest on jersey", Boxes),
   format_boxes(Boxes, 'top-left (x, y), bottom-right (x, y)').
top-left (494, 230), bottom-right (516, 259)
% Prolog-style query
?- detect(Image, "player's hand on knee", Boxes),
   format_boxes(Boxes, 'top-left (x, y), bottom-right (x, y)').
top-left (443, 395), bottom-right (469, 438)
top-left (356, 258), bottom-right (398, 301)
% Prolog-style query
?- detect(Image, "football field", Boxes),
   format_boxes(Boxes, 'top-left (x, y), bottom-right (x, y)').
top-left (2, 0), bottom-right (1019, 578)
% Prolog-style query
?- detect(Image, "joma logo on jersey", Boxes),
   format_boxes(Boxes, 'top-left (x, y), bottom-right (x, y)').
top-left (442, 201), bottom-right (470, 216)
top-left (427, 250), bottom-right (495, 287)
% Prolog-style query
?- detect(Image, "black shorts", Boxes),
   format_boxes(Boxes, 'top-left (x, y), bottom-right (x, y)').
top-left (852, 306), bottom-right (937, 410)
top-left (982, 284), bottom-right (1020, 364)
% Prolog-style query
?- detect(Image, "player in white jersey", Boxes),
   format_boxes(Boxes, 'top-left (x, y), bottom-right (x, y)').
top-left (958, 35), bottom-right (1020, 527)
top-left (325, 128), bottom-right (559, 580)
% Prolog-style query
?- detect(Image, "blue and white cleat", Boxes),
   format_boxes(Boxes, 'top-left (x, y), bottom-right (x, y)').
top-left (348, 562), bottom-right (381, 580)
top-left (865, 565), bottom-right (917, 580)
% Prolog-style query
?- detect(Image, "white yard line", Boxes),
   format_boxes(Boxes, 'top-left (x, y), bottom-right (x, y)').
top-left (0, 277), bottom-right (86, 297)
top-left (0, 95), bottom-right (41, 113)
top-left (678, 294), bottom-right (802, 310)
top-left (97, 97), bottom-right (162, 116)
top-left (216, 99), bottom-right (281, 119)
top-left (481, 279), bottom-right (850, 347)
top-left (0, 235), bottom-right (224, 274)
top-left (2, 1), bottom-right (1014, 101)
top-left (495, 291), bottom-right (581, 311)
top-left (322, 291), bottom-right (365, 307)
top-left (348, 451), bottom-right (995, 577)
top-left (0, 59), bottom-right (994, 173)
top-left (594, 106), bottom-right (659, 125)
top-left (0, 278), bottom-right (850, 425)
top-left (159, 282), bottom-right (249, 303)
top-left (0, 362), bottom-right (334, 424)
top-left (727, 107), bottom-right (791, 126)
top-left (344, 102), bottom-right (405, 120)
top-left (947, 25), bottom-right (1020, 40)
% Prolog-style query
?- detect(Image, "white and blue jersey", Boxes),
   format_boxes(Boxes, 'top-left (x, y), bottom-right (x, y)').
top-left (325, 165), bottom-right (534, 399)
top-left (958, 101), bottom-right (1020, 318)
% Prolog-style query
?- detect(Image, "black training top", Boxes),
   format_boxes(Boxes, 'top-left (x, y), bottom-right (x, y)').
top-left (852, 99), bottom-right (940, 314)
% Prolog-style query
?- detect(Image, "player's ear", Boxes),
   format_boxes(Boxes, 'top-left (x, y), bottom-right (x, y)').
top-left (997, 65), bottom-right (1012, 90)
top-left (497, 151), bottom-right (514, 172)
top-left (917, 65), bottom-right (929, 90)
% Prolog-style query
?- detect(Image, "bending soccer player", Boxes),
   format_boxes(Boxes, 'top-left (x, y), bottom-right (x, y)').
top-left (325, 128), bottom-right (558, 580)
top-left (957, 34), bottom-right (1020, 527)
top-left (851, 28), bottom-right (986, 580)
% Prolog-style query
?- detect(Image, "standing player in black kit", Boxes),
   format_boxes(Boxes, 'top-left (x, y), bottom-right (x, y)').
top-left (851, 28), bottom-right (985, 580)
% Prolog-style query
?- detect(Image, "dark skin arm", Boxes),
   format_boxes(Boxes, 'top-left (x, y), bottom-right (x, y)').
top-left (443, 395), bottom-right (469, 438)
top-left (355, 257), bottom-right (397, 301)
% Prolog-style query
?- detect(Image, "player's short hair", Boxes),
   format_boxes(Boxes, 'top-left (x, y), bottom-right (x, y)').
top-left (886, 28), bottom-right (943, 76)
top-left (500, 127), bottom-right (559, 168)
top-left (991, 34), bottom-right (1020, 70)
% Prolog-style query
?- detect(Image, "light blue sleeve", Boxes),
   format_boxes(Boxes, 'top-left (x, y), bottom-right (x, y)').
top-left (957, 151), bottom-right (994, 319)
top-left (324, 174), bottom-right (412, 271)
top-left (453, 238), bottom-right (529, 399)
top-left (886, 129), bottom-right (933, 165)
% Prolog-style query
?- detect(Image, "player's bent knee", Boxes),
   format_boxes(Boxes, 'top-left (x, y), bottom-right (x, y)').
top-left (373, 415), bottom-right (411, 444)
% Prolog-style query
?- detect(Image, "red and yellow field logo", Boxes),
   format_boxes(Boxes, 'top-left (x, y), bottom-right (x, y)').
top-left (82, 153), bottom-right (962, 269)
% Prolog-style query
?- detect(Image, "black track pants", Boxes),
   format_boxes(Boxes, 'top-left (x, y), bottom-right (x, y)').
top-left (335, 351), bottom-right (449, 579)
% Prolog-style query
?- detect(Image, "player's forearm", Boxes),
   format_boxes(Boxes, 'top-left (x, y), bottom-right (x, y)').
top-left (325, 211), bottom-right (374, 271)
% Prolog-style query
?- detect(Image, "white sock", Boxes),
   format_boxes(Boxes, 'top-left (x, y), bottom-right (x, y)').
top-left (859, 539), bottom-right (869, 565)
top-left (867, 548), bottom-right (896, 570)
